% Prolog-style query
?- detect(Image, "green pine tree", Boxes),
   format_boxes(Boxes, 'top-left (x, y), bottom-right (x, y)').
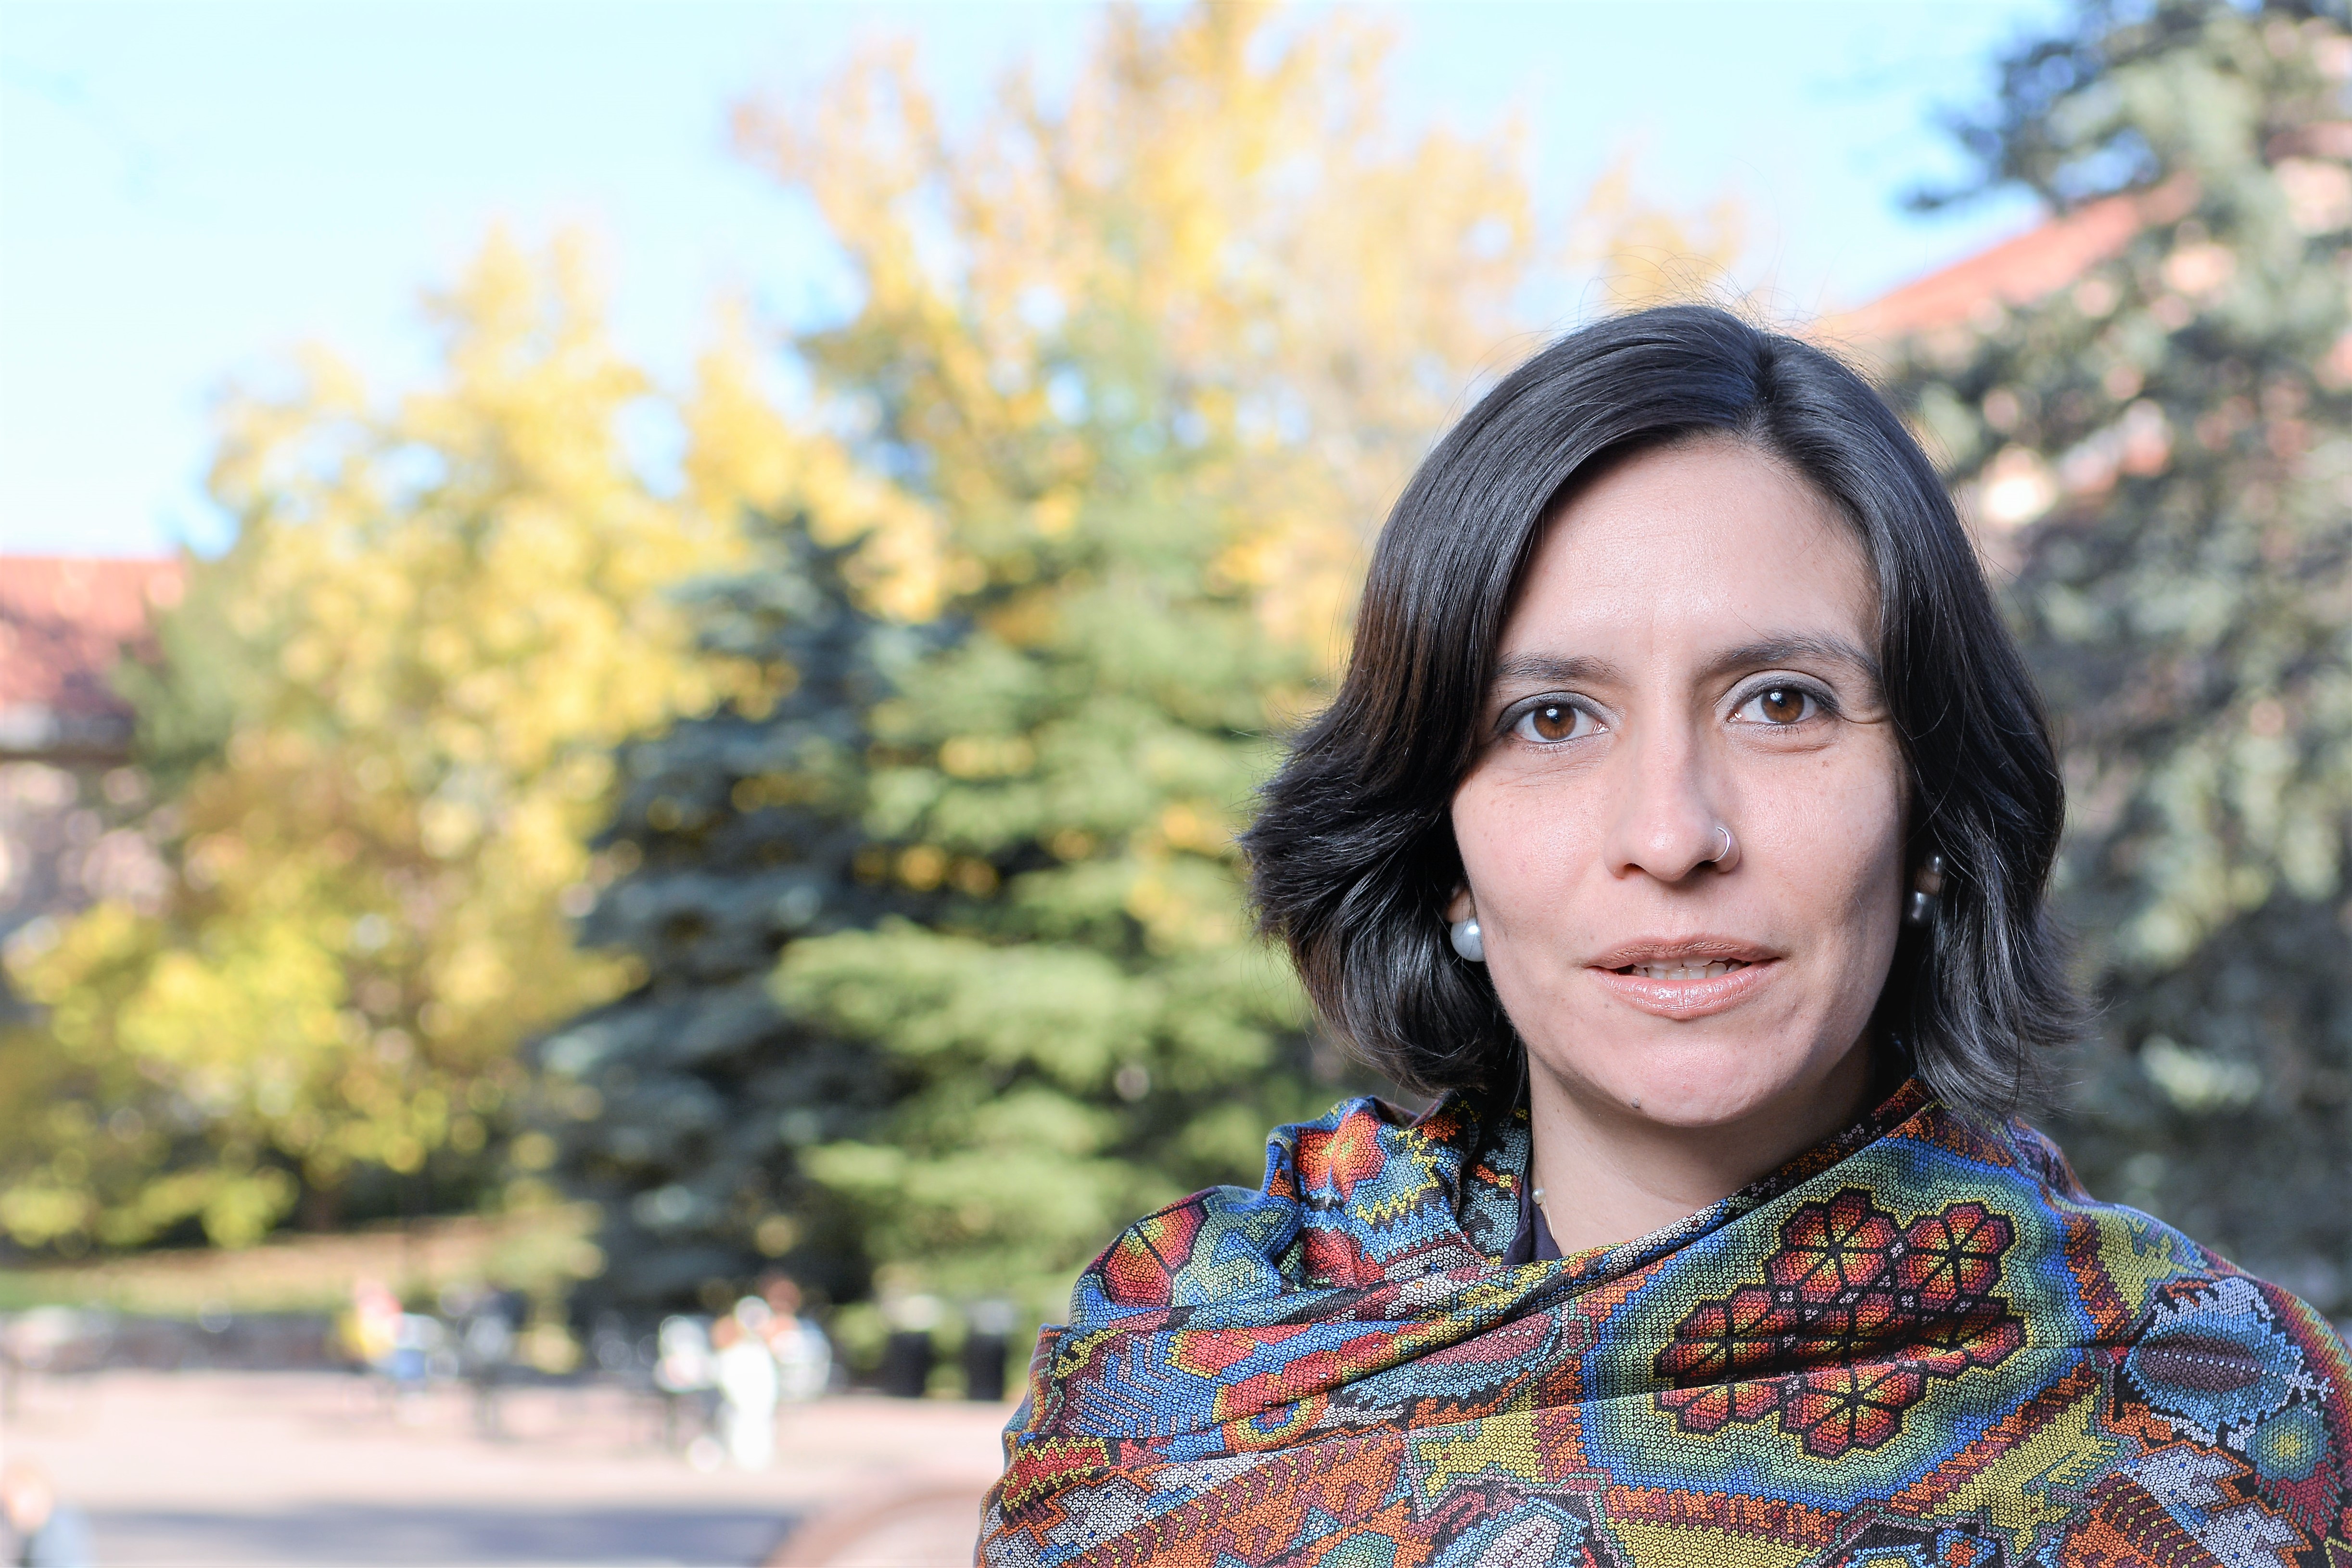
top-left (769, 442), bottom-right (1350, 1325)
top-left (1885, 0), bottom-right (2352, 1314)
top-left (536, 523), bottom-right (933, 1315)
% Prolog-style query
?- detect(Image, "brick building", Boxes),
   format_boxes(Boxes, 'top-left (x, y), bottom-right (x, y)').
top-left (0, 556), bottom-right (183, 1011)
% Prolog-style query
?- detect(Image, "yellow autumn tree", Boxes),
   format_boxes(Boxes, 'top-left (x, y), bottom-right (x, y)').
top-left (1, 234), bottom-right (744, 1249)
top-left (729, 3), bottom-right (1541, 657)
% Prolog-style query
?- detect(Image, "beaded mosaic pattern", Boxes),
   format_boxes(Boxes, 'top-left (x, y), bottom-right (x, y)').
top-left (980, 1079), bottom-right (2351, 1567)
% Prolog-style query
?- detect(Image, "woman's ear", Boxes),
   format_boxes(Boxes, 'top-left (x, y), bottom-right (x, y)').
top-left (1444, 887), bottom-right (1474, 923)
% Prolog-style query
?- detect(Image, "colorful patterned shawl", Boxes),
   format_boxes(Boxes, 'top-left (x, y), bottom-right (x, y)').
top-left (981, 1079), bottom-right (2350, 1568)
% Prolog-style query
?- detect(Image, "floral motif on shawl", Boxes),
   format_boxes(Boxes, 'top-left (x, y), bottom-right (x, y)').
top-left (981, 1080), bottom-right (2351, 1568)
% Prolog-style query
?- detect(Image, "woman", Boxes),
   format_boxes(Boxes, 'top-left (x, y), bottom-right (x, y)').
top-left (981, 307), bottom-right (2349, 1567)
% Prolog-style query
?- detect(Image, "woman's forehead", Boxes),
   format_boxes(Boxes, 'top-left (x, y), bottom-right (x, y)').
top-left (1501, 439), bottom-right (1877, 660)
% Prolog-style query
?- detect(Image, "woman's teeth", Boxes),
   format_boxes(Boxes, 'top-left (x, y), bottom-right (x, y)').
top-left (1625, 960), bottom-right (1748, 981)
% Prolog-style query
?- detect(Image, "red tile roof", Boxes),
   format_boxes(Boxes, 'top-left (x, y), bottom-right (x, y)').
top-left (1825, 177), bottom-right (2197, 347)
top-left (0, 556), bottom-right (184, 763)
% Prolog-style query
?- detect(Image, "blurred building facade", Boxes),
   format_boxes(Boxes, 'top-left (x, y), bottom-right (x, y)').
top-left (0, 557), bottom-right (181, 1014)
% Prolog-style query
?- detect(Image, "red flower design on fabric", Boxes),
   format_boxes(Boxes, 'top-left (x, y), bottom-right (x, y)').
top-left (1654, 1187), bottom-right (2023, 1457)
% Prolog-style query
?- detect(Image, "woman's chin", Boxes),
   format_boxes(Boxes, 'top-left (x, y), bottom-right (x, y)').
top-left (1541, 1038), bottom-right (1858, 1131)
top-left (1617, 1080), bottom-right (1787, 1129)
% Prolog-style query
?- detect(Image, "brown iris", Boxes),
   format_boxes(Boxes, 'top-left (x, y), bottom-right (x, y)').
top-left (1759, 687), bottom-right (1807, 724)
top-left (1529, 702), bottom-right (1577, 740)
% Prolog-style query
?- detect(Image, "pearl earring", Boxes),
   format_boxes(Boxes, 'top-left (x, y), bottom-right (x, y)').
top-left (1449, 916), bottom-right (1485, 963)
top-left (1905, 853), bottom-right (1947, 927)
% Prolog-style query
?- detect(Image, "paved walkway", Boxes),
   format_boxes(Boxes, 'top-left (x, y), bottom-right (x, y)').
top-left (4, 1369), bottom-right (1011, 1566)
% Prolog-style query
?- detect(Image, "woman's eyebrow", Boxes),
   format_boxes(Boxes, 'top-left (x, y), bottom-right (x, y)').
top-left (1699, 634), bottom-right (1882, 685)
top-left (1488, 652), bottom-right (1624, 688)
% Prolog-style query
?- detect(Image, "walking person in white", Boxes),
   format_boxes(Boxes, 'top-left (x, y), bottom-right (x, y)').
top-left (710, 1313), bottom-right (780, 1471)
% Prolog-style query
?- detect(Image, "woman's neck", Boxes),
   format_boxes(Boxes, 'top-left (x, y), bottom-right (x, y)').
top-left (1524, 1042), bottom-right (1879, 1256)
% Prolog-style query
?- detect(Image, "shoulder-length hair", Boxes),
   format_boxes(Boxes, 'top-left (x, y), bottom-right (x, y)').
top-left (1244, 304), bottom-right (2076, 1119)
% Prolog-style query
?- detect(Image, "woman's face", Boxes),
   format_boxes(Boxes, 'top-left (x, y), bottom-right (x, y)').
top-left (1449, 436), bottom-right (1907, 1132)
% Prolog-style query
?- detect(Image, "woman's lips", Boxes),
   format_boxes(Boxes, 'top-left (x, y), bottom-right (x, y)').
top-left (1588, 957), bottom-right (1778, 1020)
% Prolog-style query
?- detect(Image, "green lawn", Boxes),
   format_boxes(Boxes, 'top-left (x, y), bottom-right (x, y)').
top-left (0, 1202), bottom-right (600, 1317)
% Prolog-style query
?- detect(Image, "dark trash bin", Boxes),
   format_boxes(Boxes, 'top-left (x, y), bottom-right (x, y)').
top-left (962, 1332), bottom-right (1008, 1402)
top-left (878, 1329), bottom-right (933, 1398)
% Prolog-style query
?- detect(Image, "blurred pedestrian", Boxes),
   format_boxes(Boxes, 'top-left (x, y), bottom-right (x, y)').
top-left (1, 1464), bottom-right (91, 1568)
top-left (341, 1278), bottom-right (400, 1373)
top-left (653, 1314), bottom-right (718, 1460)
top-left (445, 1285), bottom-right (522, 1438)
top-left (710, 1313), bottom-right (778, 1471)
top-left (387, 1310), bottom-right (443, 1413)
top-left (753, 1275), bottom-right (831, 1404)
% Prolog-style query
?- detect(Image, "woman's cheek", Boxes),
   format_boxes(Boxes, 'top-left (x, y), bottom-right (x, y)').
top-left (1758, 752), bottom-right (1905, 941)
top-left (1456, 775), bottom-right (1594, 953)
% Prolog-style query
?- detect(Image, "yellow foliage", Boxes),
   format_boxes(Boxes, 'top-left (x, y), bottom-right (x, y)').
top-left (3, 233), bottom-right (752, 1251)
top-left (684, 316), bottom-right (948, 621)
top-left (1573, 148), bottom-right (1746, 311)
top-left (732, 1), bottom-right (1543, 666)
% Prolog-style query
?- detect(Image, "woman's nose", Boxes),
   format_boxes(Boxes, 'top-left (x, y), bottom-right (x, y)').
top-left (1602, 719), bottom-right (1728, 883)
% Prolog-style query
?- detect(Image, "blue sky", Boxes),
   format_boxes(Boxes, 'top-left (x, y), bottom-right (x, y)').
top-left (2, 1), bottom-right (2061, 558)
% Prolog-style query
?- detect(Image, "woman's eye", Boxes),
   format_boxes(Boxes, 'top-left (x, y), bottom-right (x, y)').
top-left (1513, 701), bottom-right (1592, 743)
top-left (1738, 686), bottom-right (1819, 726)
